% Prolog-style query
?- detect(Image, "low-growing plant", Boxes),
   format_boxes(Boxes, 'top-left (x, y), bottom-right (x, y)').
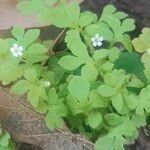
top-left (0, 125), bottom-right (15, 150)
top-left (0, 0), bottom-right (150, 149)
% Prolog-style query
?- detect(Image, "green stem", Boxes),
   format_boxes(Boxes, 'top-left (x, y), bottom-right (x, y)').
top-left (78, 27), bottom-right (95, 55)
top-left (21, 58), bottom-right (29, 64)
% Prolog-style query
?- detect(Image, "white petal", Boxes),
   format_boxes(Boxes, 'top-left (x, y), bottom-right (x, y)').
top-left (93, 42), bottom-right (98, 47)
top-left (13, 52), bottom-right (19, 57)
top-left (91, 37), bottom-right (95, 42)
top-left (13, 43), bottom-right (18, 49)
top-left (17, 52), bottom-right (23, 56)
top-left (18, 46), bottom-right (23, 51)
top-left (99, 36), bottom-right (104, 41)
top-left (95, 34), bottom-right (99, 38)
top-left (10, 47), bottom-right (15, 53)
top-left (97, 42), bottom-right (102, 47)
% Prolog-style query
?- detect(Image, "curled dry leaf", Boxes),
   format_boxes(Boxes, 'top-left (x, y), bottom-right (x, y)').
top-left (0, 0), bottom-right (83, 30)
top-left (0, 86), bottom-right (94, 150)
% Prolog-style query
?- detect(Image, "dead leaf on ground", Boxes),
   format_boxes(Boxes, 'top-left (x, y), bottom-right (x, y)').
top-left (0, 86), bottom-right (94, 150)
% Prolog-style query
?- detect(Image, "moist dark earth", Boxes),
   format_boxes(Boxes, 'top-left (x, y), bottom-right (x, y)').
top-left (18, 0), bottom-right (150, 149)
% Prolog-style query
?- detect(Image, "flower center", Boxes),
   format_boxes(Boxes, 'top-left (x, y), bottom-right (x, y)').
top-left (94, 38), bottom-right (100, 43)
top-left (14, 47), bottom-right (19, 53)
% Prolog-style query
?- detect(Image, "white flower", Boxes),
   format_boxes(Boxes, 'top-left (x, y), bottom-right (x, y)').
top-left (10, 44), bottom-right (23, 57)
top-left (147, 48), bottom-right (150, 55)
top-left (91, 34), bottom-right (104, 47)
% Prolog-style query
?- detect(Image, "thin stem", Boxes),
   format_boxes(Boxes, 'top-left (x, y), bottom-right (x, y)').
top-left (78, 28), bottom-right (95, 55)
top-left (21, 58), bottom-right (29, 64)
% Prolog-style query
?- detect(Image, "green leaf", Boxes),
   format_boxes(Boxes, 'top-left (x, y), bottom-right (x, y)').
top-left (49, 2), bottom-right (80, 28)
top-left (26, 43), bottom-right (47, 54)
top-left (12, 27), bottom-right (40, 49)
top-left (95, 135), bottom-right (114, 150)
top-left (125, 95), bottom-right (138, 110)
top-left (121, 19), bottom-right (135, 32)
top-left (99, 5), bottom-right (127, 21)
top-left (105, 113), bottom-right (123, 126)
top-left (68, 76), bottom-right (90, 101)
top-left (128, 78), bottom-right (144, 88)
top-left (85, 23), bottom-right (114, 41)
top-left (58, 55), bottom-right (83, 70)
top-left (12, 26), bottom-right (24, 40)
top-left (24, 43), bottom-right (48, 63)
top-left (121, 34), bottom-right (133, 52)
top-left (89, 90), bottom-right (108, 108)
top-left (104, 70), bottom-right (127, 88)
top-left (101, 62), bottom-right (114, 72)
top-left (108, 47), bottom-right (120, 62)
top-left (65, 30), bottom-right (89, 58)
top-left (35, 100), bottom-right (48, 114)
top-left (17, 0), bottom-right (57, 23)
top-left (28, 85), bottom-right (46, 108)
top-left (24, 68), bottom-right (37, 81)
top-left (141, 53), bottom-right (150, 69)
top-left (87, 112), bottom-right (102, 129)
top-left (114, 52), bottom-right (147, 84)
top-left (93, 49), bottom-right (109, 60)
top-left (0, 39), bottom-right (9, 59)
top-left (132, 28), bottom-right (150, 53)
top-left (111, 93), bottom-right (123, 112)
top-left (99, 5), bottom-right (116, 21)
top-left (0, 61), bottom-right (22, 83)
top-left (98, 85), bottom-right (116, 97)
top-left (0, 132), bottom-right (10, 147)
top-left (136, 85), bottom-right (150, 115)
top-left (23, 29), bottom-right (40, 47)
top-left (131, 114), bottom-right (146, 128)
top-left (11, 80), bottom-right (30, 95)
top-left (81, 62), bottom-right (98, 81)
top-left (45, 112), bottom-right (64, 130)
top-left (113, 12), bottom-right (128, 20)
top-left (47, 88), bottom-right (58, 104)
top-left (104, 16), bottom-right (135, 52)
top-left (79, 11), bottom-right (97, 27)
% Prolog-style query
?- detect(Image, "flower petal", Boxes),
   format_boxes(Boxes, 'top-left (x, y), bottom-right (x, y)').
top-left (18, 46), bottom-right (23, 52)
top-left (10, 47), bottom-right (14, 53)
top-left (93, 42), bottom-right (98, 47)
top-left (18, 52), bottom-right (23, 56)
top-left (99, 36), bottom-right (104, 41)
top-left (97, 42), bottom-right (102, 47)
top-left (13, 52), bottom-right (19, 57)
top-left (13, 43), bottom-right (18, 49)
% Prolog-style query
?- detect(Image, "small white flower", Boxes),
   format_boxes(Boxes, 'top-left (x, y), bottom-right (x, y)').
top-left (44, 81), bottom-right (51, 87)
top-left (147, 48), bottom-right (150, 55)
top-left (10, 44), bottom-right (24, 57)
top-left (91, 34), bottom-right (104, 47)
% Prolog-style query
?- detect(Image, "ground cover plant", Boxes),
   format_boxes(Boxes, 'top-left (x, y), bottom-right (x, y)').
top-left (0, 0), bottom-right (150, 149)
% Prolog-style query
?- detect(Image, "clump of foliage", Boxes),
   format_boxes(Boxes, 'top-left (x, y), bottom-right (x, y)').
top-left (0, 125), bottom-right (15, 150)
top-left (0, 0), bottom-right (150, 149)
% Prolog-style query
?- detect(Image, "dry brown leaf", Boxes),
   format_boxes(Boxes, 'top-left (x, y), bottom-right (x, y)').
top-left (0, 86), bottom-right (94, 150)
top-left (0, 0), bottom-right (83, 30)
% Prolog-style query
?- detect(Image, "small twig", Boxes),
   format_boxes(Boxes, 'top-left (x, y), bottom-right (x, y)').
top-left (53, 28), bottom-right (66, 46)
top-left (48, 28), bottom-right (66, 56)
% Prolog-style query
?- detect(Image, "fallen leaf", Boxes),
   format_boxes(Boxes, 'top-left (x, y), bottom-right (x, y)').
top-left (0, 86), bottom-right (94, 150)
